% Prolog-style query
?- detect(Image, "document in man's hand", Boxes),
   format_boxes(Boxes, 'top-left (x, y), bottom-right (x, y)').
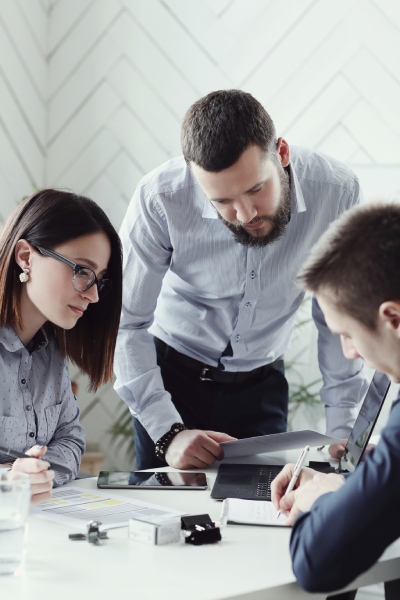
top-left (220, 498), bottom-right (289, 527)
top-left (220, 430), bottom-right (344, 458)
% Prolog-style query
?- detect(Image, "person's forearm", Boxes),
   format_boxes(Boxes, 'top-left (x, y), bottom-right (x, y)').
top-left (290, 489), bottom-right (398, 593)
top-left (114, 325), bottom-right (184, 441)
top-left (313, 296), bottom-right (369, 437)
top-left (291, 415), bottom-right (400, 593)
top-left (115, 189), bottom-right (174, 440)
top-left (45, 440), bottom-right (83, 486)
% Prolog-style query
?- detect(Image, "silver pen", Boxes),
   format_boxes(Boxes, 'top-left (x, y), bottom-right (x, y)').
top-left (276, 445), bottom-right (310, 519)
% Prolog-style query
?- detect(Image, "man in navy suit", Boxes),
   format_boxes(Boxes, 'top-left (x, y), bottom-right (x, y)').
top-left (271, 202), bottom-right (400, 593)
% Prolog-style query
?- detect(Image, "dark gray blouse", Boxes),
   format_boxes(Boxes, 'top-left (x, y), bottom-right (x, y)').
top-left (0, 325), bottom-right (85, 485)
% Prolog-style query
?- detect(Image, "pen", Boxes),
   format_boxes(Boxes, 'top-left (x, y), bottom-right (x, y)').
top-left (276, 445), bottom-right (310, 519)
top-left (0, 445), bottom-right (71, 475)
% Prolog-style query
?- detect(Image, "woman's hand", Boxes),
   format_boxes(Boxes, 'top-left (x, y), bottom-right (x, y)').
top-left (11, 445), bottom-right (55, 506)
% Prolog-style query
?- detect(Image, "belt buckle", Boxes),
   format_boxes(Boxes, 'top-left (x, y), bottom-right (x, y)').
top-left (199, 366), bottom-right (213, 382)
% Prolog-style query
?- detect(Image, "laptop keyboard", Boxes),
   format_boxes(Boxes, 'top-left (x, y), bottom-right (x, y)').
top-left (211, 464), bottom-right (283, 501)
top-left (256, 466), bottom-right (282, 500)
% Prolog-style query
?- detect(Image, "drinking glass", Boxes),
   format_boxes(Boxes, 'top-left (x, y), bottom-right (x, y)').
top-left (0, 471), bottom-right (30, 575)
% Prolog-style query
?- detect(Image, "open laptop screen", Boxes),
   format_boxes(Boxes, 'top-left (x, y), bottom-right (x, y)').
top-left (211, 370), bottom-right (391, 501)
top-left (341, 370), bottom-right (391, 472)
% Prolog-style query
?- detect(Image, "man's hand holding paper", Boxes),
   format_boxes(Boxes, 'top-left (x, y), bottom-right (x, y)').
top-left (165, 429), bottom-right (236, 469)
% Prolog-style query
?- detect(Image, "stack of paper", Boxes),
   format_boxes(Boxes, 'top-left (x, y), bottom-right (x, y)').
top-left (221, 498), bottom-right (289, 527)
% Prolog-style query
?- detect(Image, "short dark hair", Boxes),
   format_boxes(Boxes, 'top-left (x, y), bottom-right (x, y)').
top-left (297, 202), bottom-right (400, 329)
top-left (0, 189), bottom-right (123, 389)
top-left (181, 89), bottom-right (277, 171)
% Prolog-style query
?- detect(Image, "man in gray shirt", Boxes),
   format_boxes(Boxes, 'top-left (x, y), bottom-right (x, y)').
top-left (114, 89), bottom-right (368, 470)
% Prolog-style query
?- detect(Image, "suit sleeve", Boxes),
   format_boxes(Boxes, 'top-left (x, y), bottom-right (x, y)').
top-left (290, 398), bottom-right (400, 593)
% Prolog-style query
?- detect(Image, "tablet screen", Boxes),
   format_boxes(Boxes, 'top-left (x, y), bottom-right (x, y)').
top-left (97, 471), bottom-right (208, 489)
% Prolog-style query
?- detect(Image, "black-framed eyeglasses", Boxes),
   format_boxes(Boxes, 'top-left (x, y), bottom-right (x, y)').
top-left (34, 245), bottom-right (112, 298)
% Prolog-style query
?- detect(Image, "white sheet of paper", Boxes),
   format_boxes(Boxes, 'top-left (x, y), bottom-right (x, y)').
top-left (220, 430), bottom-right (345, 458)
top-left (31, 486), bottom-right (186, 529)
top-left (221, 498), bottom-right (288, 527)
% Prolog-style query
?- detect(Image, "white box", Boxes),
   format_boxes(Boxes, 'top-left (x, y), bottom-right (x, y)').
top-left (128, 514), bottom-right (181, 545)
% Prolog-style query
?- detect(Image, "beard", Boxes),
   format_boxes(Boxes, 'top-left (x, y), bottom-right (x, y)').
top-left (217, 165), bottom-right (291, 248)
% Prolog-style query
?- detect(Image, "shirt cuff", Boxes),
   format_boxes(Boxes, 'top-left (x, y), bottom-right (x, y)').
top-left (324, 404), bottom-right (359, 439)
top-left (136, 400), bottom-right (184, 443)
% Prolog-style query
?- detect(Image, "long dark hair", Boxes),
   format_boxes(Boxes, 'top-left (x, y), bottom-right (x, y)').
top-left (0, 189), bottom-right (123, 390)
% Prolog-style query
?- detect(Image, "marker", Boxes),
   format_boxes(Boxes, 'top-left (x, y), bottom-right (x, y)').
top-left (276, 445), bottom-right (310, 519)
top-left (0, 445), bottom-right (71, 475)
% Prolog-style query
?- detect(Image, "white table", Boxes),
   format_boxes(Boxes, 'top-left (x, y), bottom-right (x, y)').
top-left (3, 449), bottom-right (400, 600)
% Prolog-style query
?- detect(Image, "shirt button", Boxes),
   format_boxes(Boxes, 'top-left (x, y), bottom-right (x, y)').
top-left (21, 378), bottom-right (26, 384)
top-left (235, 334), bottom-right (241, 342)
top-left (29, 432), bottom-right (35, 438)
top-left (250, 270), bottom-right (256, 279)
top-left (26, 405), bottom-right (32, 411)
top-left (245, 302), bottom-right (251, 308)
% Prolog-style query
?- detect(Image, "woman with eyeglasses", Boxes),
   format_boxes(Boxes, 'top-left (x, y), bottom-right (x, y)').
top-left (0, 189), bottom-right (122, 505)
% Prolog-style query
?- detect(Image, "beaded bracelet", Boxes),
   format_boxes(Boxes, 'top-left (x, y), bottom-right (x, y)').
top-left (154, 472), bottom-right (173, 486)
top-left (155, 422), bottom-right (187, 463)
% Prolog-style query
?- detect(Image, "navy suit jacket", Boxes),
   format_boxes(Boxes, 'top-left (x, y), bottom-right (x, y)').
top-left (290, 394), bottom-right (400, 593)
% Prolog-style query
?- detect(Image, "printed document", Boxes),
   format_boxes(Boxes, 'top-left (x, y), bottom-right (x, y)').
top-left (31, 486), bottom-right (186, 529)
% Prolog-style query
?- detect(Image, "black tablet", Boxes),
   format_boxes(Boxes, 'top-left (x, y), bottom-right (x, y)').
top-left (97, 470), bottom-right (208, 490)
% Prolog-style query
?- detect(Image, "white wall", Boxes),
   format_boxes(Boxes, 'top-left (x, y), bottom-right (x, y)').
top-left (0, 0), bottom-right (47, 220)
top-left (1, 0), bottom-right (400, 469)
top-left (44, 0), bottom-right (400, 222)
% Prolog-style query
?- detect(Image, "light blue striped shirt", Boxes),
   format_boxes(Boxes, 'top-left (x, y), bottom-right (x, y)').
top-left (115, 146), bottom-right (368, 443)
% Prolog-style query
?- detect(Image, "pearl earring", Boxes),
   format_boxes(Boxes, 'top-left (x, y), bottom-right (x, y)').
top-left (19, 269), bottom-right (29, 283)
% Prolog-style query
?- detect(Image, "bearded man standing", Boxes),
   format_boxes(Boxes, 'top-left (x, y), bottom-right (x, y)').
top-left (114, 89), bottom-right (368, 470)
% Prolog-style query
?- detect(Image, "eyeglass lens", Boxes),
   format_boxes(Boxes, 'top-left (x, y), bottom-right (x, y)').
top-left (72, 268), bottom-right (111, 297)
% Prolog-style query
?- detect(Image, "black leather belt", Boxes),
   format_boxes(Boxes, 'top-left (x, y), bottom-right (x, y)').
top-left (154, 337), bottom-right (283, 383)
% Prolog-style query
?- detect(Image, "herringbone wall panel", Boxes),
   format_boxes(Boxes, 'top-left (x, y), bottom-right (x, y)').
top-left (0, 0), bottom-right (48, 219)
top-left (1, 0), bottom-right (400, 471)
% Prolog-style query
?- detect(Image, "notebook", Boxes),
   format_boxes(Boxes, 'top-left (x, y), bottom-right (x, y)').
top-left (211, 370), bottom-right (391, 501)
top-left (220, 497), bottom-right (288, 527)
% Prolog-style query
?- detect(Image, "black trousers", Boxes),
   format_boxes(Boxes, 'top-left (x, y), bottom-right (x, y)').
top-left (133, 342), bottom-right (289, 470)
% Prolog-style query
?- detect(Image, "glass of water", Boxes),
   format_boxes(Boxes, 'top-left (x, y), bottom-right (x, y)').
top-left (0, 471), bottom-right (30, 575)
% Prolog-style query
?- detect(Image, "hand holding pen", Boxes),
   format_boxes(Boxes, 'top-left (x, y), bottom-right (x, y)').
top-left (0, 444), bottom-right (70, 474)
top-left (276, 445), bottom-right (310, 519)
top-left (0, 444), bottom-right (63, 506)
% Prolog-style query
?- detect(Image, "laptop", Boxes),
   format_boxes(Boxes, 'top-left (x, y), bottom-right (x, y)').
top-left (210, 370), bottom-right (391, 501)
